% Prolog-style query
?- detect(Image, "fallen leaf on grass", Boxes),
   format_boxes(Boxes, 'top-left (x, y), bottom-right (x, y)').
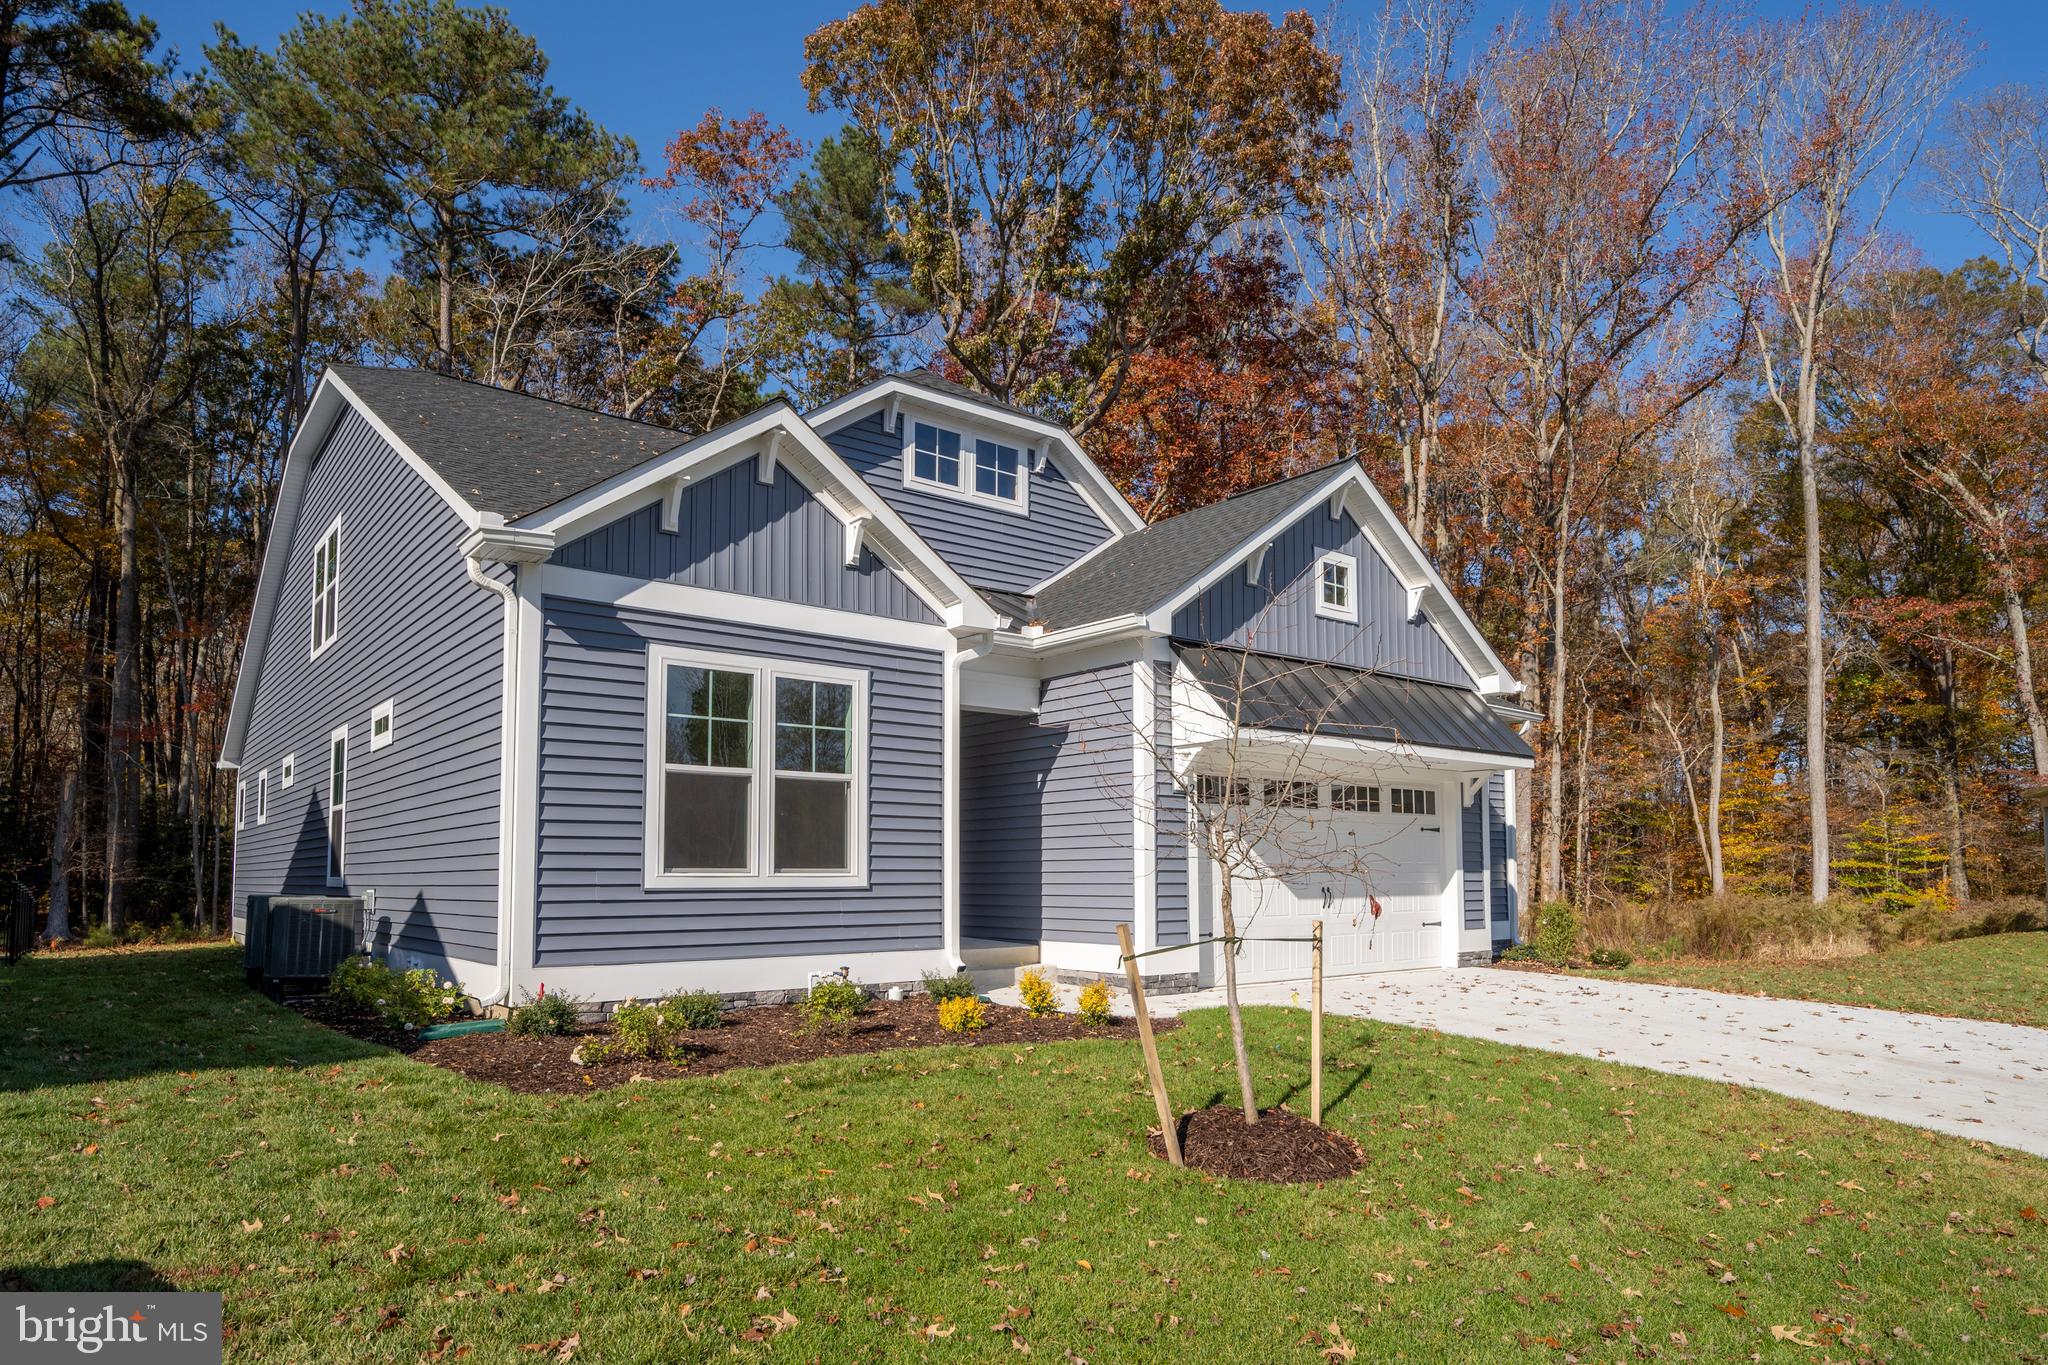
top-left (519, 1335), bottom-right (580, 1361)
top-left (239, 1218), bottom-right (261, 1233)
top-left (918, 1321), bottom-right (956, 1341)
top-left (385, 1243), bottom-right (409, 1264)
top-left (1716, 1303), bottom-right (1746, 1319)
top-left (1770, 1325), bottom-right (1819, 1346)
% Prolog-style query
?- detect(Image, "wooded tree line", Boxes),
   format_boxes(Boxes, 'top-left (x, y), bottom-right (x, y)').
top-left (2, 0), bottom-right (2042, 940)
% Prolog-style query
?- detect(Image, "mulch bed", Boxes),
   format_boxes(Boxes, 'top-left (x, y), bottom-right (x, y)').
top-left (1150, 1105), bottom-right (1365, 1184)
top-left (289, 994), bottom-right (1177, 1095)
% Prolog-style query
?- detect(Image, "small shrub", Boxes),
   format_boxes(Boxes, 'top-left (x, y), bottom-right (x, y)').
top-left (1076, 979), bottom-right (1113, 1026)
top-left (1016, 968), bottom-right (1058, 1017)
top-left (329, 957), bottom-right (465, 1029)
top-left (937, 995), bottom-right (987, 1033)
top-left (1588, 946), bottom-right (1633, 970)
top-left (83, 925), bottom-right (122, 950)
top-left (1532, 900), bottom-right (1579, 966)
top-left (798, 977), bottom-right (867, 1034)
top-left (508, 990), bottom-right (583, 1037)
top-left (579, 998), bottom-right (685, 1065)
top-left (921, 970), bottom-right (977, 1003)
top-left (668, 989), bottom-right (724, 1030)
top-left (1497, 944), bottom-right (1542, 964)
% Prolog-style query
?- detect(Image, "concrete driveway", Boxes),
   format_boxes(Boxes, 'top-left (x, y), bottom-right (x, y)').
top-left (1140, 967), bottom-right (2048, 1159)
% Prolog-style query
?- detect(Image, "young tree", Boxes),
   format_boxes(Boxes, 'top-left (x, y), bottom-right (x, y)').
top-left (1742, 2), bottom-right (1966, 902)
top-left (801, 0), bottom-right (1340, 431)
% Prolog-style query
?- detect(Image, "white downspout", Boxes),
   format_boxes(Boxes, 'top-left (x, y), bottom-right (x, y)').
top-left (467, 554), bottom-right (519, 1007)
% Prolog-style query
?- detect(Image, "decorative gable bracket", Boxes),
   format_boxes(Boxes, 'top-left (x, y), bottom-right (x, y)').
top-left (1405, 583), bottom-right (1427, 623)
top-left (659, 473), bottom-right (693, 534)
top-left (757, 430), bottom-right (787, 486)
top-left (1460, 772), bottom-right (1489, 807)
top-left (843, 511), bottom-right (872, 568)
top-left (1245, 542), bottom-right (1271, 586)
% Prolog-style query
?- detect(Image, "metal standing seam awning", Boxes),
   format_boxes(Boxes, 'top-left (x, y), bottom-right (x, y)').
top-left (1172, 644), bottom-right (1535, 764)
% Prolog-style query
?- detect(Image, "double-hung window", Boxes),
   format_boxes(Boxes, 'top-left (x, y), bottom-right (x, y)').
top-left (1316, 552), bottom-right (1357, 622)
top-left (904, 419), bottom-right (1028, 510)
top-left (310, 517), bottom-right (342, 656)
top-left (646, 645), bottom-right (866, 888)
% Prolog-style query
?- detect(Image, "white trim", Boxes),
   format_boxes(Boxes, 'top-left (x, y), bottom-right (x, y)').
top-left (1503, 771), bottom-right (1519, 944)
top-left (279, 753), bottom-right (295, 789)
top-left (1314, 551), bottom-right (1359, 623)
top-left (509, 574), bottom-right (544, 1001)
top-left (1037, 940), bottom-right (1128, 975)
top-left (806, 377), bottom-right (1145, 534)
top-left (325, 724), bottom-right (349, 888)
top-left (1025, 529), bottom-right (1125, 595)
top-left (308, 514), bottom-right (342, 660)
top-left (369, 699), bottom-right (395, 751)
top-left (256, 770), bottom-right (269, 826)
top-left (642, 643), bottom-right (870, 892)
top-left (941, 643), bottom-right (967, 969)
top-left (539, 565), bottom-right (957, 653)
top-left (236, 778), bottom-right (247, 832)
top-left (325, 371), bottom-right (486, 524)
top-left (516, 946), bottom-right (959, 1002)
top-left (1245, 542), bottom-right (1270, 586)
top-left (901, 415), bottom-right (1032, 514)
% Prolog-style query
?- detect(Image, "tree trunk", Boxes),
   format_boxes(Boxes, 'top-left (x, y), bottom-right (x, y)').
top-left (45, 765), bottom-right (78, 943)
top-left (1540, 529), bottom-right (1569, 904)
top-left (1798, 437), bottom-right (1829, 903)
top-left (1213, 862), bottom-right (1260, 1126)
top-left (104, 461), bottom-right (142, 935)
top-left (436, 203), bottom-right (456, 376)
top-left (1705, 647), bottom-right (1727, 897)
top-left (1997, 562), bottom-right (2048, 778)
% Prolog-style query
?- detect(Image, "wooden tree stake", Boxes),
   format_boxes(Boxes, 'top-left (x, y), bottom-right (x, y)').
top-left (1310, 918), bottom-right (1324, 1126)
top-left (1117, 923), bottom-right (1182, 1167)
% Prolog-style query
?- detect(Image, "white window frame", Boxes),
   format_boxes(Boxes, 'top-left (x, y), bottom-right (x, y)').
top-left (901, 417), bottom-right (1031, 514)
top-left (236, 779), bottom-right (247, 832)
top-left (326, 725), bottom-right (348, 887)
top-left (642, 644), bottom-right (869, 891)
top-left (256, 770), bottom-right (269, 826)
top-left (1390, 786), bottom-right (1436, 817)
top-left (309, 515), bottom-right (342, 658)
top-left (1315, 551), bottom-right (1358, 623)
top-left (280, 753), bottom-right (295, 789)
top-left (370, 699), bottom-right (395, 751)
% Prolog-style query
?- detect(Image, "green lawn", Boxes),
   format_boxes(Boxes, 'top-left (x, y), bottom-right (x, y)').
top-left (2, 946), bottom-right (2043, 1362)
top-left (1594, 932), bottom-right (2048, 1028)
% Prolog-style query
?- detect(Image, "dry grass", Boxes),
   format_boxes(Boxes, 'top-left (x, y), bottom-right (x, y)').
top-left (1580, 893), bottom-right (2043, 962)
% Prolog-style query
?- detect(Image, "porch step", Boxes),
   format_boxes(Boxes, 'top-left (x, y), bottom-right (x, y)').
top-left (960, 940), bottom-right (1039, 994)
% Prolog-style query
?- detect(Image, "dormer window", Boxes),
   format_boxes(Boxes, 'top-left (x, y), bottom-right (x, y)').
top-left (1315, 552), bottom-right (1357, 622)
top-left (905, 419), bottom-right (1028, 511)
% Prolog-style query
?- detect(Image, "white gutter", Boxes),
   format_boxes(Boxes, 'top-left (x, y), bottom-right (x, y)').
top-left (460, 516), bottom-right (556, 1006)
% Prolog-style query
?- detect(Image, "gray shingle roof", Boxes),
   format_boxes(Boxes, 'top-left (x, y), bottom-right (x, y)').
top-left (330, 365), bottom-right (686, 519)
top-left (892, 368), bottom-right (1053, 424)
top-left (1175, 644), bottom-right (1534, 761)
top-left (1026, 462), bottom-right (1352, 628)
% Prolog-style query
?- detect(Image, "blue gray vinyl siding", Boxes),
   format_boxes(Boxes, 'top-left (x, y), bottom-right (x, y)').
top-left (960, 711), bottom-right (1058, 944)
top-left (1489, 771), bottom-right (1515, 942)
top-left (230, 408), bottom-right (503, 969)
top-left (1037, 665), bottom-right (1135, 944)
top-left (823, 409), bottom-right (1116, 592)
top-left (1152, 659), bottom-right (1189, 944)
top-left (1171, 507), bottom-right (1471, 687)
top-left (550, 453), bottom-right (939, 624)
top-left (1462, 785), bottom-right (1486, 931)
top-left (532, 595), bottom-right (944, 966)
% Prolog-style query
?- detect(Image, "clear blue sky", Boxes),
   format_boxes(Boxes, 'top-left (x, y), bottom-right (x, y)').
top-left (145, 0), bottom-right (2048, 270)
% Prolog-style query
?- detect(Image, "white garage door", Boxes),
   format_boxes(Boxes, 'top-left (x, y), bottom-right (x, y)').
top-left (1219, 783), bottom-right (1452, 984)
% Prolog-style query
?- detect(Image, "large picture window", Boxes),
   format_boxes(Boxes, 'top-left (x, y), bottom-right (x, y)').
top-left (645, 645), bottom-right (866, 888)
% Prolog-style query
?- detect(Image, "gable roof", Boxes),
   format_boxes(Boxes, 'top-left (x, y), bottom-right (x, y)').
top-left (330, 365), bottom-right (683, 519)
top-left (1024, 463), bottom-right (1353, 629)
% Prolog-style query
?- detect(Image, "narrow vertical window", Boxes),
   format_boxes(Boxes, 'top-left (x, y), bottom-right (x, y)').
top-left (236, 780), bottom-right (247, 832)
top-left (257, 771), bottom-right (269, 826)
top-left (773, 677), bottom-right (854, 872)
top-left (311, 518), bottom-right (342, 656)
top-left (660, 664), bottom-right (755, 873)
top-left (326, 728), bottom-right (348, 885)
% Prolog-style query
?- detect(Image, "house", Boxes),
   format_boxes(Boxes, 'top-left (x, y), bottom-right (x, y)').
top-left (220, 366), bottom-right (1534, 1005)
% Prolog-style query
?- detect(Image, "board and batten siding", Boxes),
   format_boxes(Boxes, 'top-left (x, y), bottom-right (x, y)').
top-left (230, 408), bottom-right (504, 970)
top-left (1152, 659), bottom-right (1190, 945)
top-left (960, 711), bottom-right (1059, 944)
top-left (823, 409), bottom-right (1115, 592)
top-left (532, 596), bottom-right (944, 966)
top-left (1489, 771), bottom-right (1515, 943)
top-left (550, 453), bottom-right (939, 624)
top-left (1172, 507), bottom-right (1471, 688)
top-left (1462, 784), bottom-right (1486, 932)
top-left (1037, 665), bottom-right (1136, 945)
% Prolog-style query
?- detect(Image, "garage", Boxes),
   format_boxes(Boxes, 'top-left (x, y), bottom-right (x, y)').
top-left (1204, 779), bottom-right (1456, 984)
